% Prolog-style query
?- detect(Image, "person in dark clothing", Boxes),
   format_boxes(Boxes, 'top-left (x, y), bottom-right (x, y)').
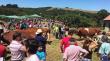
top-left (35, 29), bottom-right (47, 52)
top-left (64, 26), bottom-right (69, 36)
top-left (58, 26), bottom-right (64, 39)
top-left (101, 32), bottom-right (108, 43)
top-left (0, 22), bottom-right (4, 42)
top-left (20, 23), bottom-right (28, 30)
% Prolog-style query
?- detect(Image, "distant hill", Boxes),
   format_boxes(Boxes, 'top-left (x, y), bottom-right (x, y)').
top-left (0, 6), bottom-right (109, 27)
top-left (46, 7), bottom-right (97, 13)
top-left (0, 7), bottom-right (97, 16)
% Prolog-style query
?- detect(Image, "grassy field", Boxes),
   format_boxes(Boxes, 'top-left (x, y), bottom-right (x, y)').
top-left (46, 39), bottom-right (100, 61)
top-left (46, 40), bottom-right (62, 61)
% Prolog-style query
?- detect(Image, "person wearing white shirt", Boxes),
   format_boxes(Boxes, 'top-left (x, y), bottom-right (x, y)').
top-left (8, 32), bottom-right (26, 61)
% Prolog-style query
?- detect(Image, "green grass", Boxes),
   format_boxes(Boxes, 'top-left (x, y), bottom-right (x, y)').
top-left (46, 40), bottom-right (62, 61)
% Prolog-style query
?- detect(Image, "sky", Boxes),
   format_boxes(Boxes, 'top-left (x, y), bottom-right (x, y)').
top-left (0, 0), bottom-right (110, 12)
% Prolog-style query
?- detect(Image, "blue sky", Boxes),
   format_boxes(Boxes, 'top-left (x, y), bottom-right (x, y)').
top-left (0, 0), bottom-right (110, 11)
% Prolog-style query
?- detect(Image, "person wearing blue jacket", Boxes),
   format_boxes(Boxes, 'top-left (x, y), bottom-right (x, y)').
top-left (35, 29), bottom-right (47, 61)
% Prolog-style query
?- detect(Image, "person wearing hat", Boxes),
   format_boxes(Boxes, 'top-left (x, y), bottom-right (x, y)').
top-left (35, 29), bottom-right (47, 61)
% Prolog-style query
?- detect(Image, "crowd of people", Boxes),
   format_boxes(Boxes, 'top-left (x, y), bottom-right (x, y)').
top-left (0, 28), bottom-right (47, 61)
top-left (1, 17), bottom-right (69, 40)
top-left (6, 18), bottom-right (64, 30)
top-left (60, 30), bottom-right (110, 61)
top-left (0, 18), bottom-right (110, 61)
top-left (0, 18), bottom-right (67, 61)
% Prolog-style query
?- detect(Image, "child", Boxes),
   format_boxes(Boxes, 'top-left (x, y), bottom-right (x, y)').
top-left (36, 46), bottom-right (46, 61)
top-left (24, 39), bottom-right (39, 61)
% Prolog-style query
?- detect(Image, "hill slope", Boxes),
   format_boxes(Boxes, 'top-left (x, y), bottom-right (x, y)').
top-left (0, 7), bottom-right (104, 27)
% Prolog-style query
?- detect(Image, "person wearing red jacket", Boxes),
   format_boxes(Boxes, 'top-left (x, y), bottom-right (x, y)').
top-left (60, 30), bottom-right (78, 53)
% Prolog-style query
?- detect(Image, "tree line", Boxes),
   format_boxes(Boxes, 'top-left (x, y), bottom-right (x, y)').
top-left (0, 4), bottom-right (110, 27)
top-left (0, 4), bottom-right (18, 8)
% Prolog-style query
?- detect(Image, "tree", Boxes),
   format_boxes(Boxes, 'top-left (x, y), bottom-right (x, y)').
top-left (97, 9), bottom-right (109, 26)
top-left (13, 4), bottom-right (18, 8)
top-left (6, 4), bottom-right (18, 8)
top-left (6, 4), bottom-right (12, 8)
top-left (1, 5), bottom-right (5, 7)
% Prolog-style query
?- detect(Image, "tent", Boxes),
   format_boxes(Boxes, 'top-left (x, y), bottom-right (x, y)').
top-left (0, 14), bottom-right (41, 19)
top-left (30, 14), bottom-right (41, 18)
top-left (19, 16), bottom-right (28, 19)
top-left (6, 15), bottom-right (20, 19)
top-left (0, 15), bottom-right (6, 18)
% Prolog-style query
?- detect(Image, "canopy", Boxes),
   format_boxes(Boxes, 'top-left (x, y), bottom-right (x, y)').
top-left (19, 15), bottom-right (28, 19)
top-left (0, 15), bottom-right (6, 18)
top-left (30, 14), bottom-right (41, 18)
top-left (6, 15), bottom-right (20, 19)
top-left (0, 14), bottom-right (41, 19)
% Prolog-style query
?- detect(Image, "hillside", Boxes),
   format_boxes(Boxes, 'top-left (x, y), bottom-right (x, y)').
top-left (46, 7), bottom-right (97, 13)
top-left (0, 7), bottom-right (109, 27)
top-left (0, 7), bottom-right (97, 15)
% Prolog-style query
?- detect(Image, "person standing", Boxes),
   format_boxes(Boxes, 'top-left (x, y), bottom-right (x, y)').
top-left (0, 22), bottom-right (4, 43)
top-left (36, 46), bottom-right (46, 61)
top-left (8, 32), bottom-right (26, 61)
top-left (35, 29), bottom-right (47, 60)
top-left (63, 38), bottom-right (88, 61)
top-left (20, 22), bottom-right (28, 30)
top-left (53, 25), bottom-right (59, 39)
top-left (99, 38), bottom-right (110, 61)
top-left (60, 30), bottom-right (78, 53)
top-left (100, 32), bottom-right (108, 43)
top-left (64, 26), bottom-right (69, 36)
